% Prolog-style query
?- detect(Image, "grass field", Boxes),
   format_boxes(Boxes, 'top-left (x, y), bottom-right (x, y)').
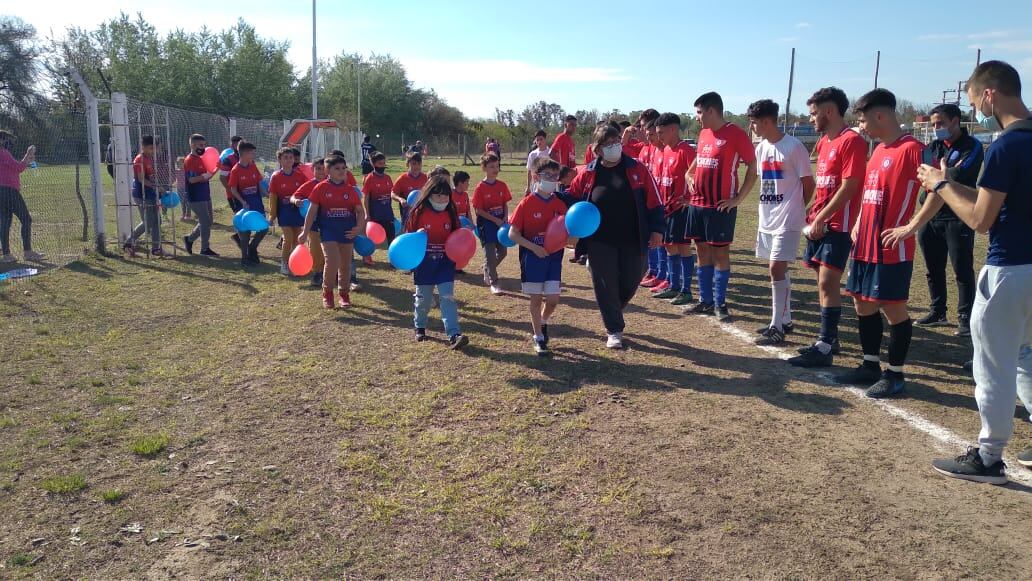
top-left (1, 157), bottom-right (1030, 578)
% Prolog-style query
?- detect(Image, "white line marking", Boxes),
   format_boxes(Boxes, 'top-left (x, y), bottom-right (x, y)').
top-left (716, 320), bottom-right (1032, 486)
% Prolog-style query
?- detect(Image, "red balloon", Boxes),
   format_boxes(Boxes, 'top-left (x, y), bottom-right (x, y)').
top-left (543, 215), bottom-right (568, 254)
top-left (365, 221), bottom-right (387, 245)
top-left (288, 244), bottom-right (314, 276)
top-left (201, 147), bottom-right (220, 174)
top-left (445, 228), bottom-right (477, 267)
top-left (298, 163), bottom-right (313, 180)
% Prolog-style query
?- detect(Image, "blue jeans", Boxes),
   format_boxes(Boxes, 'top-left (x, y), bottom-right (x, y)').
top-left (414, 281), bottom-right (460, 336)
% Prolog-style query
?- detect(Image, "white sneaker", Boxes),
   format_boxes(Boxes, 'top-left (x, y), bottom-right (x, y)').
top-left (606, 333), bottom-right (624, 349)
top-left (279, 262), bottom-right (290, 275)
top-left (349, 282), bottom-right (360, 292)
top-left (23, 251), bottom-right (44, 262)
top-left (490, 285), bottom-right (502, 295)
top-left (0, 254), bottom-right (15, 264)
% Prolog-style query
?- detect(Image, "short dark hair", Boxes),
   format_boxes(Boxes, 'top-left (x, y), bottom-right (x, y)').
top-left (968, 60), bottom-right (1022, 97)
top-left (230, 136), bottom-right (242, 144)
top-left (532, 156), bottom-right (561, 174)
top-left (617, 120), bottom-right (631, 129)
top-left (853, 88), bottom-right (896, 114)
top-left (637, 109), bottom-right (660, 124)
top-left (564, 115), bottom-right (577, 123)
top-left (363, 135), bottom-right (370, 142)
top-left (311, 157), bottom-right (325, 167)
top-left (453, 170), bottom-right (470, 185)
top-left (429, 165), bottom-right (450, 178)
top-left (325, 154), bottom-right (347, 168)
top-left (534, 129), bottom-right (547, 139)
top-left (290, 147), bottom-right (301, 158)
top-left (930, 103), bottom-right (963, 121)
top-left (370, 151), bottom-right (386, 163)
top-left (656, 112), bottom-right (681, 128)
top-left (237, 141), bottom-right (256, 153)
top-left (142, 135), bottom-right (155, 146)
top-left (559, 166), bottom-right (576, 180)
top-left (276, 146), bottom-right (295, 158)
top-left (407, 153), bottom-right (423, 165)
top-left (190, 133), bottom-right (206, 143)
top-left (746, 99), bottom-right (779, 120)
top-left (329, 149), bottom-right (346, 158)
top-left (694, 92), bottom-right (724, 113)
top-left (806, 87), bottom-right (850, 117)
top-left (480, 153), bottom-right (500, 167)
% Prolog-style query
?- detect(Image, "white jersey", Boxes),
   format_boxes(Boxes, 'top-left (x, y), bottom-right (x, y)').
top-left (755, 134), bottom-right (811, 234)
top-left (526, 147), bottom-right (552, 171)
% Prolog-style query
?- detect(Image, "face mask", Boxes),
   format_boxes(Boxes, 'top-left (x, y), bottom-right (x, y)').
top-left (976, 94), bottom-right (1001, 132)
top-left (537, 180), bottom-right (558, 195)
top-left (430, 200), bottom-right (449, 212)
top-left (374, 167), bottom-right (385, 175)
top-left (601, 143), bottom-right (622, 163)
top-left (933, 127), bottom-right (950, 140)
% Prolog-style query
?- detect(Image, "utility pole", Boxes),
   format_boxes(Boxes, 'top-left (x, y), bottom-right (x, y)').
top-left (874, 50), bottom-right (881, 89)
top-left (311, 0), bottom-right (318, 120)
top-left (785, 48), bottom-right (796, 130)
top-left (357, 63), bottom-right (362, 134)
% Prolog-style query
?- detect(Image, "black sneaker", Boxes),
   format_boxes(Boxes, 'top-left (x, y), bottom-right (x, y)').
top-left (865, 370), bottom-right (906, 398)
top-left (932, 447), bottom-right (1008, 485)
top-left (716, 304), bottom-right (731, 322)
top-left (787, 346), bottom-right (833, 368)
top-left (449, 334), bottom-right (469, 350)
top-left (653, 288), bottom-right (679, 300)
top-left (183, 236), bottom-right (194, 255)
top-left (834, 362), bottom-right (882, 385)
top-left (755, 326), bottom-right (785, 346)
top-left (757, 322), bottom-right (794, 335)
top-left (916, 311), bottom-right (948, 326)
top-left (685, 302), bottom-right (714, 315)
top-left (415, 328), bottom-right (427, 342)
top-left (275, 236), bottom-right (284, 250)
top-left (1017, 447), bottom-right (1032, 468)
top-left (955, 319), bottom-right (971, 337)
top-left (312, 272), bottom-right (323, 287)
top-left (962, 360), bottom-right (973, 373)
top-left (534, 339), bottom-right (551, 357)
top-left (541, 324), bottom-right (549, 344)
top-left (797, 338), bottom-right (840, 355)
top-left (200, 248), bottom-right (219, 257)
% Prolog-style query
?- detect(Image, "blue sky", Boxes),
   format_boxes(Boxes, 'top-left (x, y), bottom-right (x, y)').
top-left (14, 0), bottom-right (1032, 119)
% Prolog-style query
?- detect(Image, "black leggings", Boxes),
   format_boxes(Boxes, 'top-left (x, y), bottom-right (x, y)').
top-left (0, 186), bottom-right (33, 255)
top-left (586, 239), bottom-right (645, 334)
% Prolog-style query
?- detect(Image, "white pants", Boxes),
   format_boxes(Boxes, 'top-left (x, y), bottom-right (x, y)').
top-left (756, 230), bottom-right (801, 262)
top-left (972, 264), bottom-right (1032, 461)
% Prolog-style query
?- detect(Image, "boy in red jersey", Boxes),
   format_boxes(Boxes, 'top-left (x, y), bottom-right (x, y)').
top-left (684, 92), bottom-right (757, 321)
top-left (219, 135), bottom-right (243, 209)
top-left (392, 153), bottom-right (427, 224)
top-left (472, 153), bottom-right (513, 293)
top-left (363, 151), bottom-right (395, 245)
top-left (789, 87), bottom-right (869, 368)
top-left (269, 147), bottom-right (309, 275)
top-left (833, 89), bottom-right (924, 398)
top-left (290, 158), bottom-right (326, 287)
top-left (181, 134), bottom-right (218, 257)
top-left (126, 135), bottom-right (163, 256)
top-left (652, 113), bottom-right (698, 307)
top-left (227, 141), bottom-right (269, 266)
top-left (550, 115), bottom-right (578, 169)
top-left (508, 157), bottom-right (569, 356)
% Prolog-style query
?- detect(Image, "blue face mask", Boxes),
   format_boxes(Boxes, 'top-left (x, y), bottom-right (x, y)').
top-left (976, 94), bottom-right (1001, 132)
top-left (933, 127), bottom-right (950, 140)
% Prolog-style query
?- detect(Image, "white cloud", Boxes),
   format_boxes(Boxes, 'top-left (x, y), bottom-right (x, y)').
top-left (990, 40), bottom-right (1032, 52)
top-left (795, 21), bottom-right (810, 28)
top-left (777, 36), bottom-right (798, 43)
top-left (918, 33), bottom-right (962, 41)
top-left (921, 30), bottom-right (1011, 42)
top-left (402, 59), bottom-right (632, 85)
top-left (967, 30), bottom-right (1011, 40)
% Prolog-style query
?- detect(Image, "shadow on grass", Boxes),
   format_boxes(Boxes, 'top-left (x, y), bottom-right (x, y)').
top-left (107, 254), bottom-right (261, 294)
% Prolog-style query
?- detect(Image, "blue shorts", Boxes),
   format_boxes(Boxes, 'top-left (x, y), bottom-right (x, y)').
top-left (242, 193), bottom-right (265, 215)
top-left (686, 205), bottom-right (736, 246)
top-left (478, 219), bottom-right (501, 245)
top-left (664, 208), bottom-right (691, 244)
top-left (803, 231), bottom-right (852, 272)
top-left (414, 251), bottom-right (456, 286)
top-left (318, 214), bottom-right (357, 244)
top-left (846, 259), bottom-right (913, 304)
top-left (369, 198), bottom-right (395, 223)
top-left (519, 247), bottom-right (563, 284)
top-left (276, 200), bottom-right (304, 227)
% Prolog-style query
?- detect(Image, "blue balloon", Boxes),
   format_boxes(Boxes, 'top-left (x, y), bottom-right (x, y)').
top-left (300, 199), bottom-right (311, 218)
top-left (232, 209), bottom-right (247, 232)
top-left (459, 216), bottom-right (479, 240)
top-left (406, 190), bottom-right (421, 207)
top-left (240, 210), bottom-right (269, 232)
top-left (388, 230), bottom-right (428, 270)
top-left (353, 186), bottom-right (363, 199)
top-left (219, 148), bottom-right (234, 163)
top-left (497, 223), bottom-right (516, 248)
top-left (565, 201), bottom-right (601, 238)
top-left (260, 178), bottom-right (269, 191)
top-left (160, 191), bottom-right (180, 208)
top-left (354, 235), bottom-right (375, 257)
top-left (392, 217), bottom-right (403, 235)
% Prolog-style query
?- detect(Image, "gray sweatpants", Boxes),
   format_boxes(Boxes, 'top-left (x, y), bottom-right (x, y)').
top-left (131, 200), bottom-right (160, 249)
top-left (972, 264), bottom-right (1032, 463)
top-left (186, 200), bottom-right (213, 251)
top-left (482, 242), bottom-right (507, 286)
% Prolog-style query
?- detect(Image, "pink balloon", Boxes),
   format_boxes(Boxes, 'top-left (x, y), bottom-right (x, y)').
top-left (201, 147), bottom-right (220, 174)
top-left (288, 244), bottom-right (313, 276)
top-left (445, 228), bottom-right (477, 268)
top-left (365, 221), bottom-right (387, 245)
top-left (543, 215), bottom-right (568, 254)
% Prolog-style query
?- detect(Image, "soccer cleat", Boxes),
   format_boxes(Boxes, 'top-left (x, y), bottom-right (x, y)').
top-left (932, 448), bottom-right (1008, 485)
top-left (798, 338), bottom-right (840, 355)
top-left (541, 324), bottom-right (549, 344)
top-left (534, 339), bottom-right (551, 357)
top-left (449, 334), bottom-right (469, 350)
top-left (577, 256), bottom-right (587, 265)
top-left (684, 302), bottom-right (714, 316)
top-left (200, 248), bottom-right (219, 257)
top-left (787, 346), bottom-right (834, 368)
top-left (490, 285), bottom-right (503, 295)
top-left (782, 322), bottom-right (794, 334)
top-left (1017, 447), bottom-right (1032, 468)
top-left (183, 236), bottom-right (194, 255)
top-left (606, 333), bottom-right (624, 349)
top-left (755, 326), bottom-right (786, 346)
top-left (653, 288), bottom-right (679, 299)
top-left (338, 291), bottom-right (351, 308)
top-left (916, 311), bottom-right (948, 326)
top-left (640, 275), bottom-right (659, 288)
top-left (716, 304), bottom-right (731, 321)
top-left (350, 282), bottom-right (360, 292)
top-left (322, 288), bottom-right (335, 309)
top-left (415, 328), bottom-right (427, 342)
top-left (670, 292), bottom-right (694, 306)
top-left (649, 280), bottom-right (671, 294)
top-left (865, 370), bottom-right (906, 398)
top-left (834, 362), bottom-right (882, 386)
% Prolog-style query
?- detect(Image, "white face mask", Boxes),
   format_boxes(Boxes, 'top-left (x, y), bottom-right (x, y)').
top-left (537, 180), bottom-right (558, 194)
top-left (601, 143), bottom-right (622, 163)
top-left (430, 200), bottom-right (449, 212)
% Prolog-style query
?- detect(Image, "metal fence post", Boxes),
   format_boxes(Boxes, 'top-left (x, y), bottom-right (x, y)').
top-left (110, 93), bottom-right (134, 245)
top-left (68, 67), bottom-right (106, 253)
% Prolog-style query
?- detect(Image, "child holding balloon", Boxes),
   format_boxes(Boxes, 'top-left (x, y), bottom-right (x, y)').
top-left (508, 157), bottom-right (569, 356)
top-left (363, 151), bottom-right (396, 248)
top-left (405, 175), bottom-right (469, 350)
top-left (392, 153), bottom-right (427, 223)
top-left (181, 134), bottom-right (218, 256)
top-left (472, 153), bottom-right (512, 294)
top-left (269, 147), bottom-right (309, 276)
top-left (227, 141), bottom-right (269, 266)
top-left (298, 155), bottom-right (365, 308)
top-left (290, 157), bottom-right (326, 286)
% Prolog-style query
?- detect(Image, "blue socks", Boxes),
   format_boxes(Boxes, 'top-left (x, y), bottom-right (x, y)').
top-left (714, 269), bottom-right (730, 306)
top-left (820, 307), bottom-right (842, 343)
top-left (656, 247), bottom-right (668, 281)
top-left (680, 255), bottom-right (696, 295)
top-left (647, 247), bottom-right (659, 276)
top-left (697, 265), bottom-right (714, 304)
top-left (668, 253), bottom-right (682, 290)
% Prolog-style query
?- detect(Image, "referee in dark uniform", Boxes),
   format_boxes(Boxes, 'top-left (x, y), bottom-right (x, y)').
top-left (915, 103), bottom-right (983, 336)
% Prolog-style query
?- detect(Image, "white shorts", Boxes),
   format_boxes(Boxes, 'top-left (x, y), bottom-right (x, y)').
top-left (756, 230), bottom-right (802, 262)
top-left (522, 281), bottom-right (561, 295)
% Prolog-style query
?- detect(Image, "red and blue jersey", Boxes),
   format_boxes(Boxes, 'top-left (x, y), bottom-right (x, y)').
top-left (132, 153), bottom-right (156, 200)
top-left (182, 152), bottom-right (210, 203)
top-left (363, 171), bottom-right (394, 222)
top-left (658, 140), bottom-right (697, 208)
top-left (692, 123), bottom-right (755, 208)
top-left (311, 179), bottom-right (362, 218)
top-left (810, 127), bottom-right (868, 232)
top-left (509, 193), bottom-right (567, 244)
top-left (228, 163), bottom-right (262, 199)
top-left (452, 190), bottom-right (471, 217)
top-left (852, 135), bottom-right (924, 265)
top-left (392, 172), bottom-right (428, 199)
top-left (471, 179), bottom-right (513, 220)
top-left (408, 206), bottom-right (458, 285)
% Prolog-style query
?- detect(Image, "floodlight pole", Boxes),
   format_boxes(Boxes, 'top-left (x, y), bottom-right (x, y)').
top-left (785, 47), bottom-right (796, 130)
top-left (311, 0), bottom-right (318, 120)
